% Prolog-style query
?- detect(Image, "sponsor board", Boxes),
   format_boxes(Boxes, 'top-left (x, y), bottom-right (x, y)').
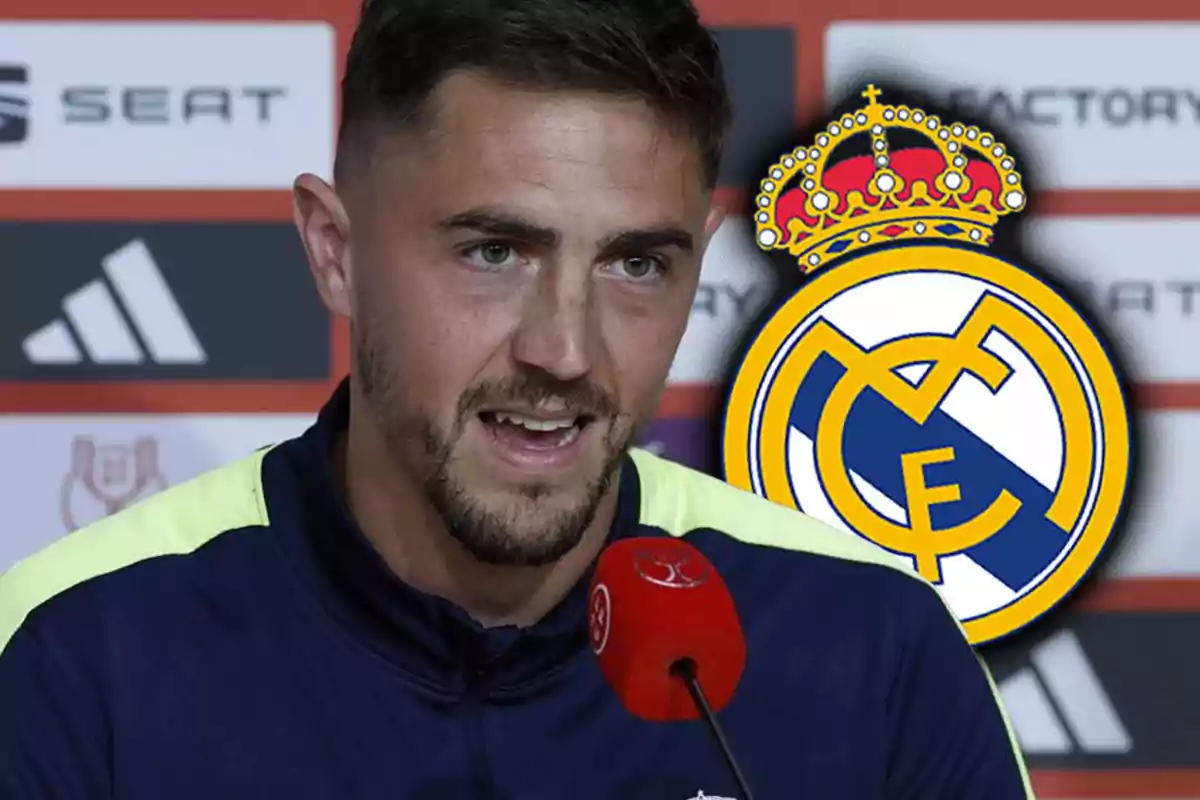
top-left (1023, 217), bottom-right (1200, 384)
top-left (0, 414), bottom-right (315, 573)
top-left (0, 23), bottom-right (335, 188)
top-left (669, 219), bottom-right (778, 384)
top-left (987, 611), bottom-right (1200, 771)
top-left (824, 23), bottom-right (1200, 189)
top-left (0, 222), bottom-right (329, 381)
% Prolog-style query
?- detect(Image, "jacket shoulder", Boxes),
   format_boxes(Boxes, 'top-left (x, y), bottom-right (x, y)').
top-left (630, 448), bottom-right (917, 577)
top-left (0, 448), bottom-right (272, 656)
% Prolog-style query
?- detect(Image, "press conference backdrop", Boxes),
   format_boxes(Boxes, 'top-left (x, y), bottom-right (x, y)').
top-left (1, 0), bottom-right (1197, 796)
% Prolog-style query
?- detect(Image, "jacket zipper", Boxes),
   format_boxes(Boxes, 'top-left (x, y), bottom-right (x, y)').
top-left (462, 667), bottom-right (494, 798)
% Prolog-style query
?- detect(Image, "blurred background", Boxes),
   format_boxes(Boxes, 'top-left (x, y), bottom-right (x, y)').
top-left (1, 0), bottom-right (1197, 796)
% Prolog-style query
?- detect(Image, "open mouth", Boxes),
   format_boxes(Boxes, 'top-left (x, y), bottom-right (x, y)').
top-left (478, 410), bottom-right (596, 451)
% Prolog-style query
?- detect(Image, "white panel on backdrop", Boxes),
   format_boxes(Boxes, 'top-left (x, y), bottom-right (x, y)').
top-left (824, 23), bottom-right (1200, 189)
top-left (669, 218), bottom-right (779, 383)
top-left (0, 23), bottom-right (335, 188)
top-left (1023, 217), bottom-right (1200, 383)
top-left (0, 414), bottom-right (315, 573)
top-left (1104, 410), bottom-right (1200, 577)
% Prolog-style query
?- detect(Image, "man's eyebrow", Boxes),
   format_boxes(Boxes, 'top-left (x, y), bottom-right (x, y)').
top-left (436, 209), bottom-right (694, 255)
top-left (436, 208), bottom-right (559, 248)
top-left (598, 227), bottom-right (694, 256)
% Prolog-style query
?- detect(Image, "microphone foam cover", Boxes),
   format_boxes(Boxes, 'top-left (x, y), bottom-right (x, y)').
top-left (588, 537), bottom-right (746, 722)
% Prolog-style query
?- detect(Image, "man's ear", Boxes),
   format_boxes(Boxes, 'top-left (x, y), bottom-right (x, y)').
top-left (293, 173), bottom-right (353, 318)
top-left (702, 201), bottom-right (726, 248)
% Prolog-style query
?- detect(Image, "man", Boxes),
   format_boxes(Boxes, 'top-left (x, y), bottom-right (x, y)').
top-left (0, 1), bottom-right (1033, 797)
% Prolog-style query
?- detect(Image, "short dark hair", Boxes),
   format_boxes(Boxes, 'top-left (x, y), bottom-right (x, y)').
top-left (336, 0), bottom-right (731, 187)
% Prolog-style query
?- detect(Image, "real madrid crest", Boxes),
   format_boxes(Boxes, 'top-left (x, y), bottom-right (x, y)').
top-left (722, 86), bottom-right (1133, 645)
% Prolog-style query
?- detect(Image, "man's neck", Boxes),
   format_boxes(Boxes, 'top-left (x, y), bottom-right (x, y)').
top-left (337, 396), bottom-right (617, 629)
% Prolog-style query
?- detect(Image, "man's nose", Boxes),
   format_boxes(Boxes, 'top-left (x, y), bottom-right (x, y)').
top-left (510, 269), bottom-right (597, 381)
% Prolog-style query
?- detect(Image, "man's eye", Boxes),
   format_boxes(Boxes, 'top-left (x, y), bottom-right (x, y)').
top-left (478, 244), bottom-right (513, 265)
top-left (463, 242), bottom-right (518, 270)
top-left (618, 255), bottom-right (666, 280)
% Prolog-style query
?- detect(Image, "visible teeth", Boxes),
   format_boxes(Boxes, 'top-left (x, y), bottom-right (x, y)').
top-left (494, 412), bottom-right (577, 431)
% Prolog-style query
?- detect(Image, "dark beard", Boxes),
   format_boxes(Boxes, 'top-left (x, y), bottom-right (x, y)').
top-left (418, 423), bottom-right (629, 566)
top-left (355, 322), bottom-right (633, 567)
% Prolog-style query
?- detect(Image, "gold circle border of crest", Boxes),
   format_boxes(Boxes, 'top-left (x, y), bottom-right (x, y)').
top-left (721, 244), bottom-right (1132, 645)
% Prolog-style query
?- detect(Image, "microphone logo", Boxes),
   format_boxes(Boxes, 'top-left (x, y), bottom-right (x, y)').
top-left (588, 583), bottom-right (612, 655)
top-left (634, 548), bottom-right (711, 589)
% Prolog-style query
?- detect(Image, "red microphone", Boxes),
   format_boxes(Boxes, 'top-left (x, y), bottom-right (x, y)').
top-left (588, 537), bottom-right (754, 799)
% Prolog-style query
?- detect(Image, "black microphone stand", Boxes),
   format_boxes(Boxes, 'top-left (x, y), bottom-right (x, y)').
top-left (669, 657), bottom-right (755, 800)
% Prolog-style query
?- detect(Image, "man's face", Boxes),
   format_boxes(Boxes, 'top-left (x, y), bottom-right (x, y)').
top-left (337, 72), bottom-right (719, 565)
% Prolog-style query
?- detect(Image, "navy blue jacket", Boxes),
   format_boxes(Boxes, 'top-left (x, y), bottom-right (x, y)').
top-left (0, 384), bottom-right (1032, 798)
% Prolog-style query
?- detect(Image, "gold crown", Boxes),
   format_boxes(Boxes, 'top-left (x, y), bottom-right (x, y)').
top-left (754, 85), bottom-right (1027, 272)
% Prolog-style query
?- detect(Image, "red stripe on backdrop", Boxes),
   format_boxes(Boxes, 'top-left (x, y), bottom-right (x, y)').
top-left (5, 188), bottom-right (1198, 222)
top-left (1073, 579), bottom-right (1200, 612)
top-left (0, 383), bottom-right (334, 414)
top-left (1032, 769), bottom-right (1200, 798)
top-left (0, 0), bottom-right (358, 23)
top-left (694, 0), bottom-right (1200, 22)
top-left (658, 385), bottom-right (722, 418)
top-left (1141, 385), bottom-right (1200, 409)
top-left (0, 192), bottom-right (294, 222)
